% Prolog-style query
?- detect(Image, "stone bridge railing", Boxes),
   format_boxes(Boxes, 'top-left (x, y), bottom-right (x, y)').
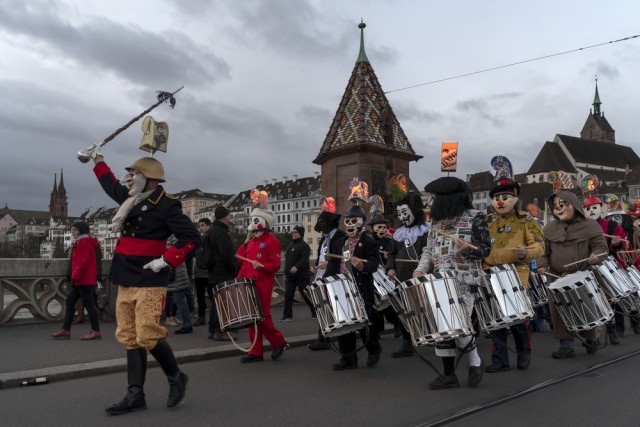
top-left (0, 259), bottom-right (295, 326)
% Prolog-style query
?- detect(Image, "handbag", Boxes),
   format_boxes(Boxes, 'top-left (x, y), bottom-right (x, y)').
top-left (96, 281), bottom-right (109, 309)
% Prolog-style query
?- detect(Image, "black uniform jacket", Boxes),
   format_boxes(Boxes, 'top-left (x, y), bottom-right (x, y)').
top-left (94, 161), bottom-right (200, 287)
top-left (345, 231), bottom-right (380, 306)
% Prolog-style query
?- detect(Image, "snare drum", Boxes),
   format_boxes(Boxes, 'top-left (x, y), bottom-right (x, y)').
top-left (305, 274), bottom-right (368, 338)
top-left (397, 271), bottom-right (473, 346)
top-left (548, 271), bottom-right (613, 331)
top-left (372, 267), bottom-right (396, 311)
top-left (474, 264), bottom-right (534, 332)
top-left (528, 272), bottom-right (549, 307)
top-left (593, 256), bottom-right (637, 303)
top-left (214, 278), bottom-right (264, 332)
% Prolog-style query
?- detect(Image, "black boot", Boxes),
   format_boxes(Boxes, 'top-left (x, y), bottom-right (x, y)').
top-left (150, 339), bottom-right (188, 407)
top-left (105, 348), bottom-right (147, 415)
top-left (391, 339), bottom-right (413, 358)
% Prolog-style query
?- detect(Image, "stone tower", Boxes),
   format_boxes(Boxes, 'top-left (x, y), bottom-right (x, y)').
top-left (313, 22), bottom-right (422, 217)
top-left (580, 79), bottom-right (615, 143)
top-left (48, 169), bottom-right (68, 218)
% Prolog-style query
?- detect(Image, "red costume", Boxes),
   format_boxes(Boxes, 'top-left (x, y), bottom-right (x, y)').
top-left (595, 217), bottom-right (628, 267)
top-left (236, 232), bottom-right (286, 357)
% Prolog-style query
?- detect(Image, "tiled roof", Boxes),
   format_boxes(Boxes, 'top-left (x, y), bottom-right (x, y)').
top-left (557, 134), bottom-right (637, 168)
top-left (173, 189), bottom-right (232, 201)
top-left (226, 176), bottom-right (322, 212)
top-left (467, 172), bottom-right (494, 191)
top-left (526, 141), bottom-right (576, 174)
top-left (2, 209), bottom-right (51, 225)
top-left (314, 60), bottom-right (420, 163)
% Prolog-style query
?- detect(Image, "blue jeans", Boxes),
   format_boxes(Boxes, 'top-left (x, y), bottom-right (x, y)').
top-left (171, 290), bottom-right (192, 328)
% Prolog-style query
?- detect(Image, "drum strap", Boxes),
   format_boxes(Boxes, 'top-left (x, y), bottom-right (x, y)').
top-left (329, 325), bottom-right (371, 357)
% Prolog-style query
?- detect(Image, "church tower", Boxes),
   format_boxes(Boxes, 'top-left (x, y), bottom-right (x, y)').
top-left (580, 79), bottom-right (615, 143)
top-left (48, 169), bottom-right (68, 218)
top-left (313, 22), bottom-right (422, 215)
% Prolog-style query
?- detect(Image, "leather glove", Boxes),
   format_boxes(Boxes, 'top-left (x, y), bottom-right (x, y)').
top-left (143, 257), bottom-right (169, 272)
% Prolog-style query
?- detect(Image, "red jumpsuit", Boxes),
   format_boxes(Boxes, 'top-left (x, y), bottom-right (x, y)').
top-left (596, 217), bottom-right (628, 267)
top-left (236, 232), bottom-right (286, 357)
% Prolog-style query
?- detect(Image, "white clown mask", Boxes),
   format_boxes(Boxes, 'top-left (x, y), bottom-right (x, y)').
top-left (491, 193), bottom-right (518, 215)
top-left (583, 203), bottom-right (603, 220)
top-left (396, 204), bottom-right (415, 227)
top-left (121, 171), bottom-right (147, 196)
top-left (248, 215), bottom-right (267, 238)
top-left (344, 217), bottom-right (364, 238)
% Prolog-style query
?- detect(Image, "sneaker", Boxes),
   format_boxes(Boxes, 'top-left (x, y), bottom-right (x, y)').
top-left (307, 341), bottom-right (331, 351)
top-left (332, 360), bottom-right (357, 371)
top-left (278, 317), bottom-right (293, 322)
top-left (165, 317), bottom-right (180, 327)
top-left (49, 328), bottom-right (71, 340)
top-left (552, 347), bottom-right (576, 359)
top-left (240, 354), bottom-right (264, 363)
top-left (485, 361), bottom-right (510, 373)
top-left (271, 342), bottom-right (290, 360)
top-left (80, 330), bottom-right (102, 341)
top-left (586, 339), bottom-right (599, 355)
top-left (428, 373), bottom-right (460, 390)
top-left (468, 360), bottom-right (484, 387)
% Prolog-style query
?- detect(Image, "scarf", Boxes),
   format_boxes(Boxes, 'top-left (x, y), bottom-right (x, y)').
top-left (111, 190), bottom-right (154, 232)
top-left (393, 223), bottom-right (429, 245)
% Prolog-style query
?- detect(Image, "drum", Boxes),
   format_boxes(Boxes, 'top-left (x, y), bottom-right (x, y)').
top-left (397, 271), bottom-right (473, 346)
top-left (621, 266), bottom-right (640, 315)
top-left (372, 267), bottom-right (396, 311)
top-left (593, 256), bottom-right (637, 303)
top-left (214, 278), bottom-right (264, 332)
top-left (474, 264), bottom-right (534, 332)
top-left (528, 272), bottom-right (549, 307)
top-left (548, 271), bottom-right (613, 331)
top-left (305, 274), bottom-right (368, 338)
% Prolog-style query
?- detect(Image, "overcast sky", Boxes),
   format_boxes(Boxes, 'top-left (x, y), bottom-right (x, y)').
top-left (1, 0), bottom-right (639, 215)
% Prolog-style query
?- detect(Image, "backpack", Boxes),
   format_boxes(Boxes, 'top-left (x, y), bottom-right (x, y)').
top-left (195, 234), bottom-right (215, 270)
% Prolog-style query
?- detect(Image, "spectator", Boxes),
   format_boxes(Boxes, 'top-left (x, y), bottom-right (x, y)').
top-left (193, 218), bottom-right (214, 326)
top-left (280, 226), bottom-right (315, 322)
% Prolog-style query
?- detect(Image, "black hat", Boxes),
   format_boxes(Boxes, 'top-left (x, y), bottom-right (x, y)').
top-left (424, 177), bottom-right (469, 195)
top-left (214, 206), bottom-right (230, 220)
top-left (72, 221), bottom-right (90, 235)
top-left (346, 205), bottom-right (367, 219)
top-left (368, 214), bottom-right (388, 226)
top-left (489, 178), bottom-right (520, 198)
top-left (293, 225), bottom-right (305, 237)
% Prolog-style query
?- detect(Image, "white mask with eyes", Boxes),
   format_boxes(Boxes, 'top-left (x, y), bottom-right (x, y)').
top-left (344, 217), bottom-right (364, 237)
top-left (396, 204), bottom-right (414, 227)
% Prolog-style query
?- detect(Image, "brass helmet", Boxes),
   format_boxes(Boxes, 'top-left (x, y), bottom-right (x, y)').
top-left (126, 157), bottom-right (166, 182)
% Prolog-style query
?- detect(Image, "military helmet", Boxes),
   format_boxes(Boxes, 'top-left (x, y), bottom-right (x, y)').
top-left (126, 157), bottom-right (166, 182)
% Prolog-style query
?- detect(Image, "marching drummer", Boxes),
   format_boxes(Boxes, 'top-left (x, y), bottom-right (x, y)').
top-left (235, 190), bottom-right (289, 363)
top-left (537, 189), bottom-right (608, 359)
top-left (482, 157), bottom-right (544, 373)
top-left (333, 203), bottom-right (382, 370)
top-left (413, 177), bottom-right (491, 390)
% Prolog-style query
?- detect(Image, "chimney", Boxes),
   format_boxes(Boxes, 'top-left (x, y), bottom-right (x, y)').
top-left (292, 174), bottom-right (298, 181)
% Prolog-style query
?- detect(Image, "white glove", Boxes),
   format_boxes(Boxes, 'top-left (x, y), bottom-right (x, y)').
top-left (143, 257), bottom-right (169, 272)
top-left (86, 144), bottom-right (103, 162)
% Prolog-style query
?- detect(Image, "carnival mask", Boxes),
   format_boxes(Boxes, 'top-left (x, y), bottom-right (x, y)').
top-left (396, 204), bottom-right (415, 227)
top-left (491, 193), bottom-right (517, 215)
top-left (552, 197), bottom-right (575, 221)
top-left (372, 224), bottom-right (387, 239)
top-left (344, 217), bottom-right (364, 238)
top-left (121, 170), bottom-right (147, 196)
top-left (583, 203), bottom-right (603, 220)
top-left (248, 215), bottom-right (267, 237)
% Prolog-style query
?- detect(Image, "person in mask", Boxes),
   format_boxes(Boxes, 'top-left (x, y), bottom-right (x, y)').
top-left (89, 151), bottom-right (200, 415)
top-left (413, 177), bottom-right (491, 390)
top-left (387, 190), bottom-right (429, 357)
top-left (537, 190), bottom-right (608, 359)
top-left (307, 197), bottom-right (347, 351)
top-left (235, 190), bottom-right (289, 363)
top-left (332, 204), bottom-right (382, 370)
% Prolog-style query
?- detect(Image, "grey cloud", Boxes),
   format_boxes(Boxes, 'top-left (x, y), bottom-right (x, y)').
top-left (455, 98), bottom-right (504, 127)
top-left (0, 2), bottom-right (231, 88)
top-left (582, 61), bottom-right (619, 80)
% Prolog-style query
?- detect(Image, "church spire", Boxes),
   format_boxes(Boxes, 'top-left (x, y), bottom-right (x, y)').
top-left (593, 78), bottom-right (602, 116)
top-left (58, 168), bottom-right (66, 196)
top-left (356, 20), bottom-right (369, 63)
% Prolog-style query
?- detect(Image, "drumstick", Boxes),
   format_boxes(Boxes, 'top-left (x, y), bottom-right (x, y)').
top-left (603, 234), bottom-right (630, 243)
top-left (617, 250), bottom-right (640, 254)
top-left (395, 258), bottom-right (420, 263)
top-left (493, 246), bottom-right (537, 251)
top-left (544, 272), bottom-right (561, 279)
top-left (562, 252), bottom-right (608, 268)
top-left (235, 254), bottom-right (264, 267)
top-left (324, 253), bottom-right (368, 263)
top-left (435, 230), bottom-right (479, 250)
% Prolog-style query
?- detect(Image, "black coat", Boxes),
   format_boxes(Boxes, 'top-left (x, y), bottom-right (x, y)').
top-left (345, 231), bottom-right (380, 307)
top-left (205, 220), bottom-right (238, 286)
top-left (94, 162), bottom-right (200, 287)
top-left (318, 229), bottom-right (347, 278)
top-left (284, 238), bottom-right (311, 278)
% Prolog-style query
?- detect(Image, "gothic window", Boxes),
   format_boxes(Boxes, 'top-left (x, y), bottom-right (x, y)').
top-left (379, 105), bottom-right (394, 146)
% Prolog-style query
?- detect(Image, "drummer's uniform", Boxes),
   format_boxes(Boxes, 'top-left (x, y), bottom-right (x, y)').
top-left (93, 162), bottom-right (199, 349)
top-left (337, 230), bottom-right (381, 367)
top-left (483, 210), bottom-right (544, 369)
top-left (372, 232), bottom-right (397, 332)
top-left (416, 210), bottom-right (491, 361)
top-left (538, 214), bottom-right (608, 347)
top-left (236, 231), bottom-right (287, 358)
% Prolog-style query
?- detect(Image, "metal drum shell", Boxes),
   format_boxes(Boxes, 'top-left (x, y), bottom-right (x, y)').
top-left (528, 272), bottom-right (549, 308)
top-left (593, 256), bottom-right (637, 303)
top-left (372, 267), bottom-right (396, 311)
